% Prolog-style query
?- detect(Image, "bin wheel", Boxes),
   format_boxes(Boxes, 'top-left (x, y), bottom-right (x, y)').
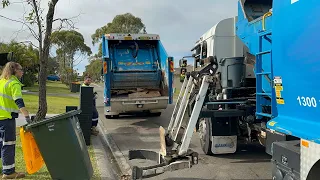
top-left (105, 115), bottom-right (119, 119)
top-left (199, 118), bottom-right (212, 155)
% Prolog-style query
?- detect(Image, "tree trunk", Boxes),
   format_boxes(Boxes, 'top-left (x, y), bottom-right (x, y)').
top-left (35, 0), bottom-right (59, 121)
top-left (36, 53), bottom-right (47, 120)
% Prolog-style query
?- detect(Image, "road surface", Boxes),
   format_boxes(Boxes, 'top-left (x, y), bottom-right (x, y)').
top-left (94, 84), bottom-right (272, 180)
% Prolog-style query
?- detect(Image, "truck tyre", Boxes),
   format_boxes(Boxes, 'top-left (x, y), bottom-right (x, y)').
top-left (199, 118), bottom-right (212, 155)
top-left (105, 115), bottom-right (119, 119)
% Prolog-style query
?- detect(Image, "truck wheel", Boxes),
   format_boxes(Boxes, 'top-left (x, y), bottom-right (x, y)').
top-left (199, 118), bottom-right (212, 155)
top-left (105, 115), bottom-right (119, 119)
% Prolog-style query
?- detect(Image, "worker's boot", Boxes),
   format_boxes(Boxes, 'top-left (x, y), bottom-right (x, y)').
top-left (2, 172), bottom-right (26, 179)
top-left (91, 126), bottom-right (99, 136)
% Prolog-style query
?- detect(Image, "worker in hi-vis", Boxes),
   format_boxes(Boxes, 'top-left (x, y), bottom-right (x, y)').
top-left (0, 62), bottom-right (31, 179)
top-left (82, 76), bottom-right (99, 136)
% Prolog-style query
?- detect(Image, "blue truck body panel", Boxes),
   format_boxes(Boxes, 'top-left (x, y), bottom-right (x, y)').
top-left (158, 41), bottom-right (173, 104)
top-left (101, 34), bottom-right (173, 109)
top-left (237, 0), bottom-right (320, 143)
top-left (111, 71), bottom-right (162, 90)
top-left (267, 0), bottom-right (320, 143)
top-left (236, 0), bottom-right (275, 119)
top-left (109, 41), bottom-right (158, 72)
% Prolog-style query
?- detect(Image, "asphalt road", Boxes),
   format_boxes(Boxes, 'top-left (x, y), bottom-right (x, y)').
top-left (94, 84), bottom-right (272, 180)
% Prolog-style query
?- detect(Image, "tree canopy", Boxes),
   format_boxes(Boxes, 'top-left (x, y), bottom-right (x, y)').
top-left (51, 30), bottom-right (92, 85)
top-left (83, 57), bottom-right (102, 81)
top-left (52, 30), bottom-right (92, 58)
top-left (91, 13), bottom-right (146, 57)
top-left (0, 41), bottom-right (40, 86)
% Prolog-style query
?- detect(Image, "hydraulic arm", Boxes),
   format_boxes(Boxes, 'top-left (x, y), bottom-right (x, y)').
top-left (128, 57), bottom-right (218, 179)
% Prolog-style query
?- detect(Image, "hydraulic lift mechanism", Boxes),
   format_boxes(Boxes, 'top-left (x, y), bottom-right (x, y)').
top-left (128, 57), bottom-right (219, 179)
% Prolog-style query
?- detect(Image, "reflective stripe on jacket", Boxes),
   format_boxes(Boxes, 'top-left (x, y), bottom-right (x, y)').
top-left (0, 76), bottom-right (23, 120)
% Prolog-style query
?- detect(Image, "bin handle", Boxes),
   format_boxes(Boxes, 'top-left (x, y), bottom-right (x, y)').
top-left (262, 12), bottom-right (272, 31)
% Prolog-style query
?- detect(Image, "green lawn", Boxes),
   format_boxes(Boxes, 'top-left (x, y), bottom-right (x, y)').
top-left (24, 81), bottom-right (78, 94)
top-left (23, 94), bottom-right (79, 114)
top-left (13, 128), bottom-right (100, 179)
top-left (23, 80), bottom-right (80, 114)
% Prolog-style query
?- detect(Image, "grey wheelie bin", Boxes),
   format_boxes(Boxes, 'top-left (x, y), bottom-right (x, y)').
top-left (26, 110), bottom-right (93, 180)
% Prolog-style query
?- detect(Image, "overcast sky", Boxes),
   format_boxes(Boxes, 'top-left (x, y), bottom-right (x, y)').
top-left (0, 0), bottom-right (238, 74)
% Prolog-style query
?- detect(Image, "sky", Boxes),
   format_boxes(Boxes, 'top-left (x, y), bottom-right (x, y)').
top-left (0, 0), bottom-right (238, 75)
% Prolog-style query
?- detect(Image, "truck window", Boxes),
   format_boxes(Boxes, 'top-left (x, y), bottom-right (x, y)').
top-left (202, 41), bottom-right (208, 59)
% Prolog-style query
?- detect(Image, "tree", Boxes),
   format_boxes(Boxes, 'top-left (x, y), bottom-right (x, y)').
top-left (83, 57), bottom-right (102, 81)
top-left (1, 0), bottom-right (77, 121)
top-left (51, 30), bottom-right (92, 85)
top-left (91, 13), bottom-right (146, 56)
top-left (47, 56), bottom-right (59, 75)
top-left (0, 41), bottom-right (39, 86)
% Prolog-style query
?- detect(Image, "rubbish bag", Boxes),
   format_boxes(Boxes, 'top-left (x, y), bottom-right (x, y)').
top-left (19, 127), bottom-right (45, 174)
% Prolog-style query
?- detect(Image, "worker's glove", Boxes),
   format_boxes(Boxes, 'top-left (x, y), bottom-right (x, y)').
top-left (25, 116), bottom-right (32, 124)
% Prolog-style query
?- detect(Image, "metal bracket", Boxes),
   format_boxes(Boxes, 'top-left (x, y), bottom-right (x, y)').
top-left (129, 149), bottom-right (199, 180)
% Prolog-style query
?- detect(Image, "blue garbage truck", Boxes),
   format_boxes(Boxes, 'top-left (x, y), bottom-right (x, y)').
top-left (101, 33), bottom-right (174, 118)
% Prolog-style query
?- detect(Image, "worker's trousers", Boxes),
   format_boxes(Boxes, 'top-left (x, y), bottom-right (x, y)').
top-left (92, 106), bottom-right (99, 127)
top-left (0, 119), bottom-right (16, 175)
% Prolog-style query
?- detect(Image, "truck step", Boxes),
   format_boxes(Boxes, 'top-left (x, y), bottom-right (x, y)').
top-left (256, 112), bottom-right (272, 118)
top-left (259, 30), bottom-right (272, 37)
top-left (256, 72), bottom-right (271, 75)
top-left (256, 50), bottom-right (271, 56)
top-left (256, 92), bottom-right (272, 96)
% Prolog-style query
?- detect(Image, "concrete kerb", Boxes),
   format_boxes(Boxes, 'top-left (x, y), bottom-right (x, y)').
top-left (97, 122), bottom-right (132, 179)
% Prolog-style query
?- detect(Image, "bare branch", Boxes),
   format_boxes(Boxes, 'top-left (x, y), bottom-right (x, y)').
top-left (0, 14), bottom-right (39, 40)
top-left (31, 0), bottom-right (42, 45)
top-left (73, 56), bottom-right (85, 67)
top-left (53, 12), bottom-right (82, 22)
top-left (19, 40), bottom-right (39, 48)
top-left (53, 18), bottom-right (77, 30)
top-left (10, 23), bottom-right (27, 40)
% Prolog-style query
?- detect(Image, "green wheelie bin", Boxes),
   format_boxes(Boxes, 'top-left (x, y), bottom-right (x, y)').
top-left (26, 110), bottom-right (93, 180)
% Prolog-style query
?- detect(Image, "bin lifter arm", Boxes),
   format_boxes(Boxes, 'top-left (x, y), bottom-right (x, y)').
top-left (128, 56), bottom-right (218, 180)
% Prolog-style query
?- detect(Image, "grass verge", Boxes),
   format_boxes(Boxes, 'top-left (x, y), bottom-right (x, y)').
top-left (13, 128), bottom-right (100, 179)
top-left (24, 81), bottom-right (77, 94)
top-left (23, 94), bottom-right (79, 114)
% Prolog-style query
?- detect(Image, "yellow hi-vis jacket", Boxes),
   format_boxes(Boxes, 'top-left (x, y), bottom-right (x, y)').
top-left (0, 76), bottom-right (23, 120)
